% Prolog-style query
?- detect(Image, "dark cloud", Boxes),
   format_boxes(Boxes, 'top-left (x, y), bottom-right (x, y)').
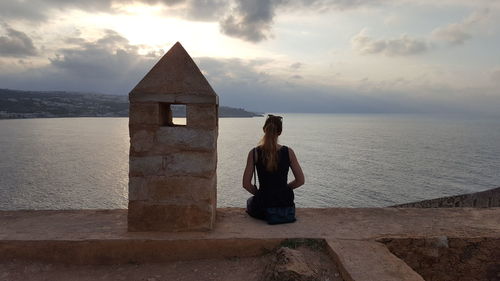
top-left (195, 57), bottom-right (272, 87)
top-left (50, 30), bottom-right (142, 80)
top-left (351, 30), bottom-right (428, 56)
top-left (0, 0), bottom-right (114, 22)
top-left (0, 23), bottom-right (37, 57)
top-left (0, 30), bottom-right (157, 94)
top-left (0, 1), bottom-right (49, 22)
top-left (0, 0), bottom-right (223, 22)
top-left (0, 0), bottom-right (185, 23)
top-left (183, 0), bottom-right (227, 21)
top-left (219, 0), bottom-right (280, 42)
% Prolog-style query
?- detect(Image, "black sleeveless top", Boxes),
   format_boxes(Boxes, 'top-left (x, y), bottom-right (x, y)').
top-left (254, 146), bottom-right (294, 208)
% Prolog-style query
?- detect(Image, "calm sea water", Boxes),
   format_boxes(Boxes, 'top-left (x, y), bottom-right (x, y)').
top-left (1, 114), bottom-right (499, 210)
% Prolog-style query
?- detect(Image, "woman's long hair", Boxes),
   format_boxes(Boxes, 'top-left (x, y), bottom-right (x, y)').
top-left (258, 115), bottom-right (283, 171)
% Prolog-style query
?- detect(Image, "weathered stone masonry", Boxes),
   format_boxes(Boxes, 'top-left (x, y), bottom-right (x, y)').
top-left (128, 42), bottom-right (218, 232)
top-left (392, 186), bottom-right (500, 208)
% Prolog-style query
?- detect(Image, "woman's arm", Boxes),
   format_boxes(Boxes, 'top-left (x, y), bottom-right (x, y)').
top-left (288, 148), bottom-right (305, 189)
top-left (242, 149), bottom-right (258, 195)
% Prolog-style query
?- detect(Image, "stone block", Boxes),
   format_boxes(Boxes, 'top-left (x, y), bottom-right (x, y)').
top-left (128, 124), bottom-right (157, 137)
top-left (129, 177), bottom-right (148, 201)
top-left (134, 143), bottom-right (177, 157)
top-left (130, 129), bottom-right (155, 153)
top-left (129, 102), bottom-right (160, 125)
top-left (128, 200), bottom-right (215, 232)
top-left (129, 156), bottom-right (163, 177)
top-left (261, 247), bottom-right (315, 281)
top-left (176, 94), bottom-right (218, 104)
top-left (148, 176), bottom-right (216, 204)
top-left (155, 127), bottom-right (216, 151)
top-left (326, 239), bottom-right (425, 281)
top-left (162, 152), bottom-right (216, 177)
top-left (211, 174), bottom-right (217, 205)
top-left (130, 92), bottom-right (217, 105)
top-left (187, 104), bottom-right (217, 129)
top-left (392, 187), bottom-right (500, 208)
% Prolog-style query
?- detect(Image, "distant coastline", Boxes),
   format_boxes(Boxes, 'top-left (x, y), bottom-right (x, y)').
top-left (0, 88), bottom-right (262, 119)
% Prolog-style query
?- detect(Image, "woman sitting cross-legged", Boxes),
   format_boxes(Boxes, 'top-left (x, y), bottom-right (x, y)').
top-left (242, 114), bottom-right (305, 224)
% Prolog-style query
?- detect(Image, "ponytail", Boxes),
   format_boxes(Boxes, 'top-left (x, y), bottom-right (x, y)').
top-left (258, 115), bottom-right (283, 171)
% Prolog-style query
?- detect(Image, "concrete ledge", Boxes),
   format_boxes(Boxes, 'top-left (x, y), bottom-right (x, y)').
top-left (326, 239), bottom-right (425, 281)
top-left (0, 238), bottom-right (281, 265)
top-left (3, 208), bottom-right (500, 241)
top-left (1, 207), bottom-right (500, 276)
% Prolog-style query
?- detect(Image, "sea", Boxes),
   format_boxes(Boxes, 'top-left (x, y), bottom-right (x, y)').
top-left (1, 114), bottom-right (499, 210)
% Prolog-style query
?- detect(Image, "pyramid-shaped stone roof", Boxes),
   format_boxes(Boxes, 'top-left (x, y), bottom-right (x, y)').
top-left (129, 42), bottom-right (217, 104)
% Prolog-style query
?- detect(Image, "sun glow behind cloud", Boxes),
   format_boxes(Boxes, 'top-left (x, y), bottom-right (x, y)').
top-left (69, 3), bottom-right (273, 59)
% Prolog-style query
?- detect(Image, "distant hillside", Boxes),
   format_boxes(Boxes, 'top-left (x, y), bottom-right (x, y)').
top-left (0, 89), bottom-right (261, 119)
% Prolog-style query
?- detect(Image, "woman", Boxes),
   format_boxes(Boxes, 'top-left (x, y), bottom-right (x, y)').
top-left (242, 114), bottom-right (305, 222)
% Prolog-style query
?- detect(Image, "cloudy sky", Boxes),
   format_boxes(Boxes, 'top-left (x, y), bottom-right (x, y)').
top-left (0, 0), bottom-right (499, 115)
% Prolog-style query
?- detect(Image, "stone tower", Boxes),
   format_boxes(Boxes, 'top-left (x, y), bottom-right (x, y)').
top-left (128, 42), bottom-right (218, 232)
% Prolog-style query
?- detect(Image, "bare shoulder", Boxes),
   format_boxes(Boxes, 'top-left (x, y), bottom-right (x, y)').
top-left (247, 148), bottom-right (255, 158)
top-left (248, 147), bottom-right (258, 162)
top-left (287, 146), bottom-right (298, 159)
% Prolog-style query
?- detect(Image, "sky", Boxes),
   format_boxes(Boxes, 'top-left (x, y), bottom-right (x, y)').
top-left (0, 0), bottom-right (499, 115)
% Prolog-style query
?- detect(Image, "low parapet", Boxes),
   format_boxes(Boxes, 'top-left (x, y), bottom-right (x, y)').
top-left (392, 186), bottom-right (500, 208)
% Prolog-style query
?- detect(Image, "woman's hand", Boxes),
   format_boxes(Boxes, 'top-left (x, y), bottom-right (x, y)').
top-left (288, 148), bottom-right (305, 189)
top-left (248, 184), bottom-right (258, 195)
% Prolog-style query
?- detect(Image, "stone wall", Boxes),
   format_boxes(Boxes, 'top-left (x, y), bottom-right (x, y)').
top-left (128, 103), bottom-right (218, 232)
top-left (127, 42), bottom-right (219, 232)
top-left (392, 187), bottom-right (500, 208)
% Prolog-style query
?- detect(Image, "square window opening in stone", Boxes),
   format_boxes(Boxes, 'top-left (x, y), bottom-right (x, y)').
top-left (159, 103), bottom-right (187, 126)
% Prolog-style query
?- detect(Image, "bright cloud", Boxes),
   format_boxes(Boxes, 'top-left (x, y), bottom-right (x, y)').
top-left (432, 8), bottom-right (491, 45)
top-left (351, 29), bottom-right (428, 56)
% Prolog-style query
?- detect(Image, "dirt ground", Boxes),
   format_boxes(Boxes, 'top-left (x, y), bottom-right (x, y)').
top-left (285, 245), bottom-right (343, 281)
top-left (1, 257), bottom-right (268, 281)
top-left (0, 245), bottom-right (342, 281)
top-left (383, 237), bottom-right (500, 281)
